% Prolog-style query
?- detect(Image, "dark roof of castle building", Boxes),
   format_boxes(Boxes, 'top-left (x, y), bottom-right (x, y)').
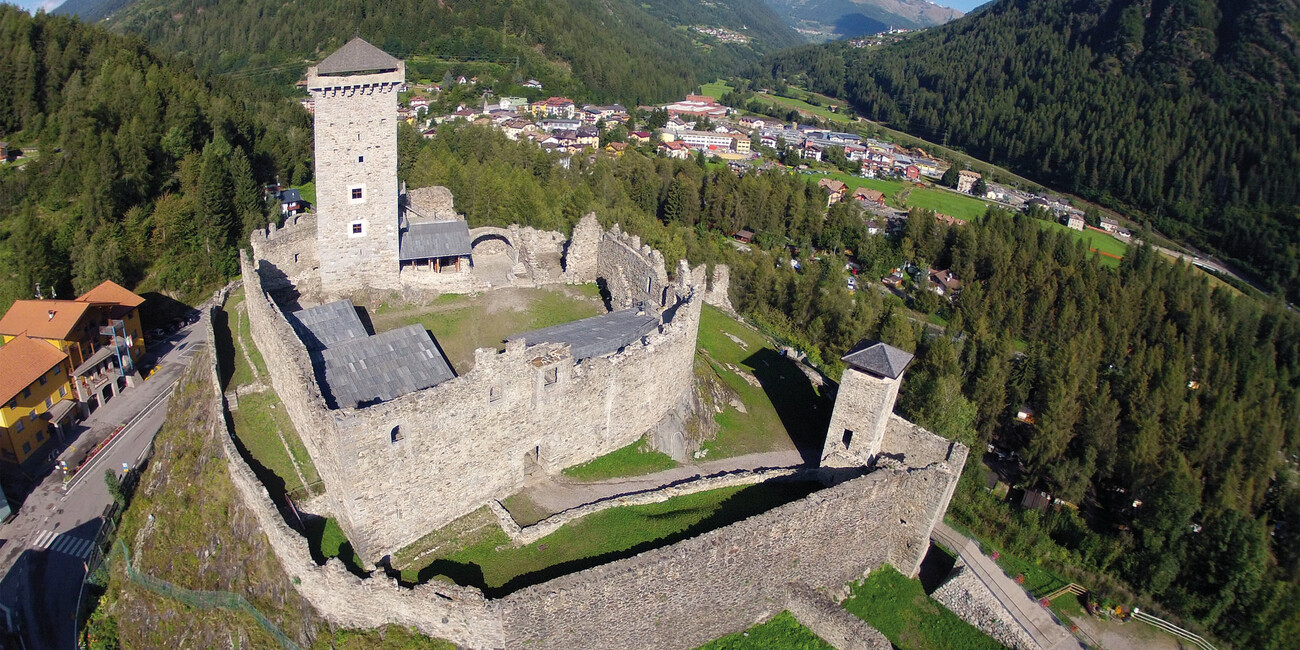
top-left (510, 307), bottom-right (661, 361)
top-left (289, 300), bottom-right (368, 351)
top-left (317, 38), bottom-right (401, 76)
top-left (322, 325), bottom-right (455, 408)
top-left (399, 220), bottom-right (472, 261)
top-left (290, 300), bottom-right (454, 408)
top-left (842, 339), bottom-right (913, 379)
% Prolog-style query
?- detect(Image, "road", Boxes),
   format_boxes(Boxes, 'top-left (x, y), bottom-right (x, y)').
top-left (0, 315), bottom-right (208, 649)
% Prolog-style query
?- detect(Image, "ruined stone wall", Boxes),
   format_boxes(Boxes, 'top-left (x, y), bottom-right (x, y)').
top-left (562, 213), bottom-right (601, 284)
top-left (330, 286), bottom-right (703, 558)
top-left (704, 264), bottom-right (739, 317)
top-left (498, 465), bottom-right (958, 649)
top-left (597, 224), bottom-right (672, 309)
top-left (249, 214), bottom-right (319, 291)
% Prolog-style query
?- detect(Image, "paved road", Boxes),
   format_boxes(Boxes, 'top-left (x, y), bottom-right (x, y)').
top-left (933, 522), bottom-right (1080, 650)
top-left (0, 316), bottom-right (208, 649)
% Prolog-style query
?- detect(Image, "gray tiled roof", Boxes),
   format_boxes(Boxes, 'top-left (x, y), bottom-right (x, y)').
top-left (289, 300), bottom-right (368, 351)
top-left (399, 220), bottom-right (472, 261)
top-left (322, 325), bottom-right (455, 408)
top-left (317, 38), bottom-right (401, 76)
top-left (511, 307), bottom-right (661, 360)
top-left (842, 339), bottom-right (913, 379)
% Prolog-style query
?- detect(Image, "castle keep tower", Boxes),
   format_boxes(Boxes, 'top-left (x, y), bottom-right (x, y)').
top-left (820, 339), bottom-right (913, 468)
top-left (307, 38), bottom-right (405, 292)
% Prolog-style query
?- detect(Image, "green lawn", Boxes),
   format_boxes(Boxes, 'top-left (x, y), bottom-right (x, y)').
top-left (1036, 220), bottom-right (1126, 267)
top-left (696, 305), bottom-right (830, 458)
top-left (759, 92), bottom-right (854, 126)
top-left (697, 611), bottom-right (833, 650)
top-left (228, 390), bottom-right (322, 496)
top-left (398, 481), bottom-right (821, 596)
top-left (305, 517), bottom-right (368, 577)
top-left (369, 285), bottom-right (604, 373)
top-left (842, 565), bottom-right (1003, 650)
top-left (292, 181), bottom-right (316, 206)
top-left (700, 79), bottom-right (734, 101)
top-left (219, 289), bottom-right (256, 389)
top-left (561, 435), bottom-right (677, 481)
top-left (906, 187), bottom-right (994, 221)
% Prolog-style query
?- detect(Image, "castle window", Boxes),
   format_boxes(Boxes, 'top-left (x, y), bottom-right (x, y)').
top-left (358, 155), bottom-right (364, 163)
top-left (842, 429), bottom-right (854, 447)
top-left (349, 184), bottom-right (366, 204)
top-left (352, 188), bottom-right (363, 200)
top-left (391, 426), bottom-right (403, 443)
top-left (544, 367), bottom-right (558, 385)
top-left (349, 220), bottom-right (366, 237)
top-left (645, 276), bottom-right (652, 294)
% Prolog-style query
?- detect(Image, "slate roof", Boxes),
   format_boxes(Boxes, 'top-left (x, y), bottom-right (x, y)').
top-left (322, 325), bottom-right (455, 408)
top-left (399, 220), bottom-right (472, 261)
top-left (510, 308), bottom-right (661, 360)
top-left (316, 38), bottom-right (401, 76)
top-left (841, 339), bottom-right (913, 379)
top-left (289, 300), bottom-right (368, 351)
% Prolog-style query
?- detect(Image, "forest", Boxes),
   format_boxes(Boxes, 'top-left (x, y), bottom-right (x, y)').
top-left (102, 0), bottom-right (800, 105)
top-left (0, 7), bottom-right (311, 308)
top-left (403, 122), bottom-right (1300, 647)
top-left (748, 0), bottom-right (1300, 303)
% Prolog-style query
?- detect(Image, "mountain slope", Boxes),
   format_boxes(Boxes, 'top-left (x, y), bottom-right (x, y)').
top-left (754, 0), bottom-right (1300, 300)
top-left (763, 0), bottom-right (964, 40)
top-left (103, 0), bottom-right (800, 104)
top-left (51, 0), bottom-right (134, 22)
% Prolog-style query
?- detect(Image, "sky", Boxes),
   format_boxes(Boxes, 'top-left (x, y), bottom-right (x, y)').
top-left (13, 0), bottom-right (65, 12)
top-left (935, 0), bottom-right (986, 12)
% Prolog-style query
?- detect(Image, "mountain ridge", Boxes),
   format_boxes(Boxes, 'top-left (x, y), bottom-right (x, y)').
top-left (763, 0), bottom-right (964, 41)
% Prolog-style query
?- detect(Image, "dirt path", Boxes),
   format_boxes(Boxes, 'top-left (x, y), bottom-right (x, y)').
top-left (519, 449), bottom-right (805, 516)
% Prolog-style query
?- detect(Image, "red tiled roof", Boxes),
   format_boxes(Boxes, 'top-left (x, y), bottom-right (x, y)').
top-left (77, 280), bottom-right (144, 308)
top-left (0, 300), bottom-right (95, 341)
top-left (0, 335), bottom-right (67, 403)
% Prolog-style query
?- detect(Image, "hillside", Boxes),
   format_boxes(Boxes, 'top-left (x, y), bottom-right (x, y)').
top-left (102, 0), bottom-right (801, 104)
top-left (763, 0), bottom-right (964, 40)
top-left (753, 0), bottom-right (1300, 301)
top-left (0, 5), bottom-right (311, 311)
top-left (51, 0), bottom-right (134, 22)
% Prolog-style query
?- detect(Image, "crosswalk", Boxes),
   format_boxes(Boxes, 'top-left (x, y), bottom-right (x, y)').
top-left (30, 530), bottom-right (94, 559)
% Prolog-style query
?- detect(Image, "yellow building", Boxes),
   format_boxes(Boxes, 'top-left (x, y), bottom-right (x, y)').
top-left (0, 280), bottom-right (145, 368)
top-left (0, 335), bottom-right (75, 466)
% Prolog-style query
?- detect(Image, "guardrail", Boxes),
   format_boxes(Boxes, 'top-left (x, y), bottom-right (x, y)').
top-left (1132, 609), bottom-right (1216, 650)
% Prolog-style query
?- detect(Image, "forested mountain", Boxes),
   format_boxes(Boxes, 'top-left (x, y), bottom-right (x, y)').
top-left (52, 0), bottom-right (134, 22)
top-left (0, 6), bottom-right (311, 310)
top-left (101, 0), bottom-right (800, 104)
top-left (762, 0), bottom-right (964, 40)
top-left (752, 0), bottom-right (1300, 301)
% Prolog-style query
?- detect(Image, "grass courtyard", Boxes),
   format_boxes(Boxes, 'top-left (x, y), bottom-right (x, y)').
top-left (393, 481), bottom-right (821, 596)
top-left (697, 611), bottom-right (832, 650)
top-left (368, 285), bottom-right (604, 373)
top-left (842, 565), bottom-right (1003, 650)
top-left (696, 304), bottom-right (831, 460)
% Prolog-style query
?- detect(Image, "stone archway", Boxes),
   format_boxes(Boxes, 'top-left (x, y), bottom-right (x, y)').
top-left (468, 227), bottom-right (521, 282)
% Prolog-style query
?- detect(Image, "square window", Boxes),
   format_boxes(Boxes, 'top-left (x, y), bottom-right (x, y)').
top-left (22, 442), bottom-right (30, 454)
top-left (352, 223), bottom-right (363, 234)
top-left (351, 188), bottom-right (363, 200)
top-left (7, 399), bottom-right (15, 409)
top-left (358, 155), bottom-right (364, 163)
top-left (38, 375), bottom-right (46, 385)
top-left (22, 388), bottom-right (30, 398)
top-left (35, 430), bottom-right (43, 442)
top-left (59, 386), bottom-right (66, 397)
top-left (52, 365), bottom-right (60, 375)
top-left (45, 397), bottom-right (52, 408)
top-left (15, 420), bottom-right (24, 432)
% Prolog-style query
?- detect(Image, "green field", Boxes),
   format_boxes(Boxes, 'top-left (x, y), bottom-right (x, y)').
top-left (561, 435), bottom-right (678, 481)
top-left (398, 481), bottom-right (821, 595)
top-left (696, 305), bottom-right (830, 458)
top-left (758, 91), bottom-right (855, 126)
top-left (228, 390), bottom-right (322, 497)
top-left (369, 285), bottom-right (604, 372)
top-left (806, 170), bottom-right (993, 220)
top-left (700, 79), bottom-right (734, 101)
top-left (1036, 220), bottom-right (1127, 267)
top-left (697, 611), bottom-right (833, 650)
top-left (842, 565), bottom-right (1003, 650)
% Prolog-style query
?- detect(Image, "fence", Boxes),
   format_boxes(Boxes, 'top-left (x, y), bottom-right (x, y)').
top-left (1133, 609), bottom-right (1217, 650)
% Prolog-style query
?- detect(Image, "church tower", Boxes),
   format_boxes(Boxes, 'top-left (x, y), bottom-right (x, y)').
top-left (820, 340), bottom-right (913, 468)
top-left (307, 38), bottom-right (405, 292)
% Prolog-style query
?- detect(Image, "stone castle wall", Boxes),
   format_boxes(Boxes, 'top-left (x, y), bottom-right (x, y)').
top-left (562, 213), bottom-right (601, 284)
top-left (822, 368), bottom-right (903, 467)
top-left (242, 223), bottom-right (704, 560)
top-left (249, 214), bottom-right (319, 291)
top-left (598, 224), bottom-right (673, 309)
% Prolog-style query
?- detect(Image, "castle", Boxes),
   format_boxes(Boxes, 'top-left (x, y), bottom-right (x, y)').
top-left (229, 39), bottom-right (969, 647)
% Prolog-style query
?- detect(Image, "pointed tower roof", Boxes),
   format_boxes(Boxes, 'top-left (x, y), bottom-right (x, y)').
top-left (841, 339), bottom-right (913, 379)
top-left (317, 38), bottom-right (401, 76)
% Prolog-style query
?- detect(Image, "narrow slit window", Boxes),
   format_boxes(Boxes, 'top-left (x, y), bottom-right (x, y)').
top-left (391, 426), bottom-right (403, 443)
top-left (842, 429), bottom-right (854, 447)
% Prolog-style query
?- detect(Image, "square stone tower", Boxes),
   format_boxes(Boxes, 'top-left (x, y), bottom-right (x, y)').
top-left (820, 339), bottom-right (913, 468)
top-left (307, 38), bottom-right (406, 292)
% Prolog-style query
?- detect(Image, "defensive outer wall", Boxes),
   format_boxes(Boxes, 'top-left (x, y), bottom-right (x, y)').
top-left (205, 292), bottom-right (959, 648)
top-left (241, 215), bottom-right (707, 561)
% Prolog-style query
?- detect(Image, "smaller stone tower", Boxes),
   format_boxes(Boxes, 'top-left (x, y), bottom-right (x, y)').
top-left (820, 339), bottom-right (914, 468)
top-left (307, 38), bottom-right (405, 293)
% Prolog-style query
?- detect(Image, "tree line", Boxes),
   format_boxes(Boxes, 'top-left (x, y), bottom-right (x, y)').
top-left (747, 0), bottom-right (1300, 303)
top-left (0, 7), bottom-right (312, 308)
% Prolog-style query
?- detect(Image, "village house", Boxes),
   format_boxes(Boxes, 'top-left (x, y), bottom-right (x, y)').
top-left (817, 178), bottom-right (847, 206)
top-left (0, 336), bottom-right (76, 468)
top-left (523, 79), bottom-right (543, 90)
top-left (1065, 213), bottom-right (1086, 230)
top-left (532, 96), bottom-right (576, 119)
top-left (539, 118), bottom-right (583, 132)
top-left (657, 140), bottom-right (691, 159)
top-left (1099, 216), bottom-right (1119, 232)
top-left (604, 142), bottom-right (628, 157)
top-left (802, 143), bottom-right (824, 161)
top-left (929, 269), bottom-right (962, 297)
top-left (665, 116), bottom-right (693, 132)
top-left (732, 229), bottom-right (755, 244)
top-left (738, 115), bottom-right (772, 131)
top-left (851, 187), bottom-right (887, 208)
top-left (662, 95), bottom-right (729, 120)
top-left (934, 213), bottom-right (968, 227)
top-left (865, 220), bottom-right (883, 235)
top-left (904, 165), bottom-right (921, 181)
top-left (957, 170), bottom-right (982, 193)
top-left (628, 131), bottom-right (651, 145)
top-left (277, 188), bottom-right (307, 216)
